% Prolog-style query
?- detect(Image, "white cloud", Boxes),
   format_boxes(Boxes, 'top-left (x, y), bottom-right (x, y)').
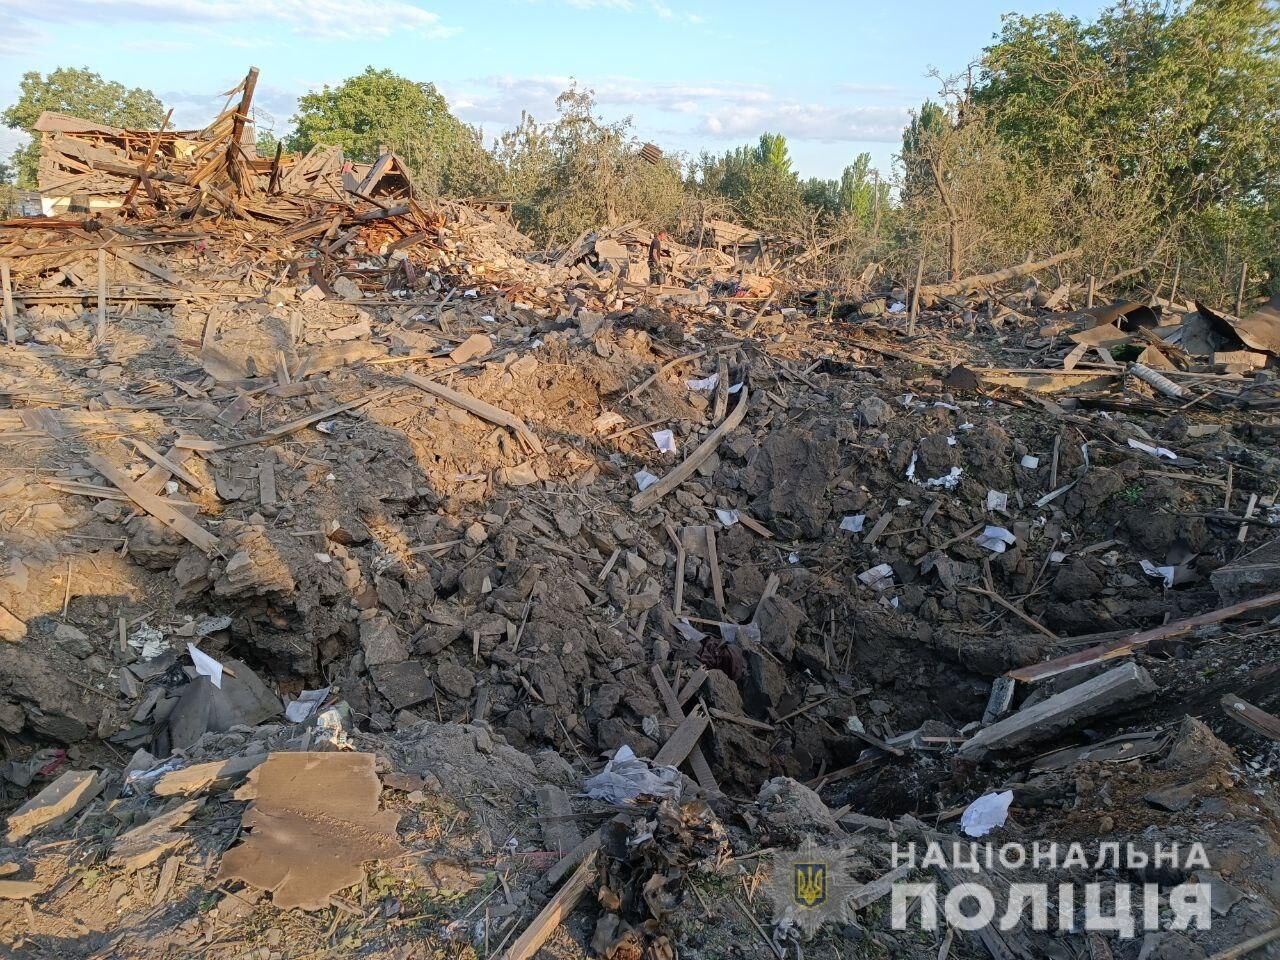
top-left (451, 73), bottom-right (909, 146)
top-left (697, 103), bottom-right (912, 143)
top-left (0, 11), bottom-right (43, 55)
top-left (0, 0), bottom-right (458, 41)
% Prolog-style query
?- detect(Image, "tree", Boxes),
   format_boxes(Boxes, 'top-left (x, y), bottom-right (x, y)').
top-left (753, 132), bottom-right (792, 175)
top-left (900, 99), bottom-right (963, 279)
top-left (0, 159), bottom-right (12, 185)
top-left (492, 86), bottom-right (683, 245)
top-left (973, 0), bottom-right (1280, 298)
top-left (287, 67), bottom-right (494, 195)
top-left (2, 67), bottom-right (166, 186)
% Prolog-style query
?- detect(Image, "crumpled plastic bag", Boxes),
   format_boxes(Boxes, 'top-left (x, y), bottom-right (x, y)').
top-left (581, 745), bottom-right (681, 804)
top-left (960, 789), bottom-right (1014, 837)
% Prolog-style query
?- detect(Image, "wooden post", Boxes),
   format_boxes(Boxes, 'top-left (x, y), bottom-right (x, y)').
top-left (907, 259), bottom-right (924, 337)
top-left (1169, 255), bottom-right (1181, 309)
top-left (1, 260), bottom-right (14, 347)
top-left (1236, 261), bottom-right (1248, 317)
top-left (96, 248), bottom-right (107, 342)
top-left (1086, 275), bottom-right (1096, 309)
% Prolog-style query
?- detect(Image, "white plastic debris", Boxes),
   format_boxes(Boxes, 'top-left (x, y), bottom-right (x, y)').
top-left (686, 373), bottom-right (720, 392)
top-left (924, 467), bottom-right (963, 490)
top-left (285, 686), bottom-right (332, 723)
top-left (195, 615), bottom-right (232, 636)
top-left (975, 526), bottom-right (1017, 553)
top-left (959, 422), bottom-right (975, 431)
top-left (1049, 550), bottom-right (1067, 563)
top-left (1128, 438), bottom-right (1176, 461)
top-left (960, 790), bottom-right (1014, 838)
top-left (314, 552), bottom-right (333, 563)
top-left (728, 382), bottom-right (744, 394)
top-left (934, 401), bottom-right (960, 411)
top-left (715, 508), bottom-right (740, 527)
top-left (463, 289), bottom-right (478, 298)
top-left (165, 480), bottom-right (179, 495)
top-left (187, 643), bottom-right (224, 689)
top-left (314, 702), bottom-right (351, 749)
top-left (316, 420), bottom-right (335, 434)
top-left (581, 745), bottom-right (681, 804)
top-left (986, 490), bottom-right (1009, 512)
top-left (888, 301), bottom-right (906, 313)
top-left (1021, 455), bottom-right (1040, 469)
top-left (788, 552), bottom-right (800, 564)
top-left (905, 453), bottom-right (918, 482)
top-left (840, 514), bottom-right (866, 534)
top-left (946, 435), bottom-right (957, 446)
top-left (480, 314), bottom-right (495, 323)
top-left (858, 563), bottom-right (895, 591)
top-left (129, 623), bottom-right (166, 660)
top-left (634, 469), bottom-right (659, 491)
top-left (652, 429), bottom-right (677, 453)
top-left (1140, 559), bottom-right (1176, 589)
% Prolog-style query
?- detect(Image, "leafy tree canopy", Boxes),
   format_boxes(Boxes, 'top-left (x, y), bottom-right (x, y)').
top-left (1, 67), bottom-right (166, 186)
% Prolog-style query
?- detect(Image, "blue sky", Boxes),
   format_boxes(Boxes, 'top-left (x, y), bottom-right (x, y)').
top-left (0, 0), bottom-right (1107, 181)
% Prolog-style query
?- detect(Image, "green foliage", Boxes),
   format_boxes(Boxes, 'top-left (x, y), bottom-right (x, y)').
top-left (0, 158), bottom-right (12, 185)
top-left (492, 86), bottom-right (683, 245)
top-left (287, 67), bottom-right (495, 195)
top-left (1, 67), bottom-right (166, 186)
top-left (753, 132), bottom-right (792, 174)
top-left (255, 129), bottom-right (280, 158)
top-left (967, 0), bottom-right (1280, 295)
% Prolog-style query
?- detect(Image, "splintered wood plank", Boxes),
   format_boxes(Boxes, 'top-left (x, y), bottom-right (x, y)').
top-left (632, 386), bottom-right (748, 510)
top-left (87, 454), bottom-right (219, 554)
top-left (500, 849), bottom-right (598, 960)
top-left (651, 665), bottom-right (718, 792)
top-left (129, 438), bottom-right (205, 490)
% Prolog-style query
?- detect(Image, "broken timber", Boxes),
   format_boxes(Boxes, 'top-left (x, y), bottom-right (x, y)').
top-left (632, 386), bottom-right (749, 510)
top-left (87, 454), bottom-right (220, 554)
top-left (1008, 589), bottom-right (1280, 682)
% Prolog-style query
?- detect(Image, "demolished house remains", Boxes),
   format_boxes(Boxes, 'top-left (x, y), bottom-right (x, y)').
top-left (0, 68), bottom-right (1278, 960)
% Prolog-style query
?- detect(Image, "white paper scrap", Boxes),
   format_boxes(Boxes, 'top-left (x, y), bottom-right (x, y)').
top-left (634, 469), bottom-right (659, 491)
top-left (686, 373), bottom-right (720, 392)
top-left (652, 429), bottom-right (677, 453)
top-left (187, 643), bottom-right (224, 689)
top-left (1021, 455), bottom-right (1040, 469)
top-left (858, 562), bottom-right (895, 591)
top-left (975, 525), bottom-right (1017, 553)
top-left (986, 490), bottom-right (1009, 512)
top-left (924, 467), bottom-right (963, 490)
top-left (715, 508), bottom-right (740, 527)
top-left (285, 686), bottom-right (332, 723)
top-left (1140, 559), bottom-right (1176, 588)
top-left (1128, 438), bottom-right (1176, 460)
top-left (961, 790), bottom-right (1014, 838)
top-left (840, 514), bottom-right (866, 534)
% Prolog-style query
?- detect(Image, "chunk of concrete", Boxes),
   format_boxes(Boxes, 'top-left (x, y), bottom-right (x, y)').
top-left (959, 663), bottom-right (1157, 760)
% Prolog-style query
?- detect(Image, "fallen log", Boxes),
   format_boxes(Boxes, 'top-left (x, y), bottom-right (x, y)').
top-left (918, 249), bottom-right (1082, 303)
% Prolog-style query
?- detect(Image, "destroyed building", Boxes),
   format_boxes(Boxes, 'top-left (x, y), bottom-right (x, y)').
top-left (0, 69), bottom-right (1277, 960)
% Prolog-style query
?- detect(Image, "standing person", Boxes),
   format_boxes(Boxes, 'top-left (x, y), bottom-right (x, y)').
top-left (648, 231), bottom-right (668, 286)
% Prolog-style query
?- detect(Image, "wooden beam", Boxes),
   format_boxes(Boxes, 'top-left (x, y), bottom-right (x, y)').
top-left (1008, 590), bottom-right (1280, 683)
top-left (632, 387), bottom-right (749, 511)
top-left (1, 260), bottom-right (14, 347)
top-left (87, 454), bottom-right (219, 554)
top-left (1220, 694), bottom-right (1280, 742)
top-left (499, 850), bottom-right (598, 960)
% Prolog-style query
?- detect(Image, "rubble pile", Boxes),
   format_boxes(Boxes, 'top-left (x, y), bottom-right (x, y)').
top-left (0, 72), bottom-right (1278, 959)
